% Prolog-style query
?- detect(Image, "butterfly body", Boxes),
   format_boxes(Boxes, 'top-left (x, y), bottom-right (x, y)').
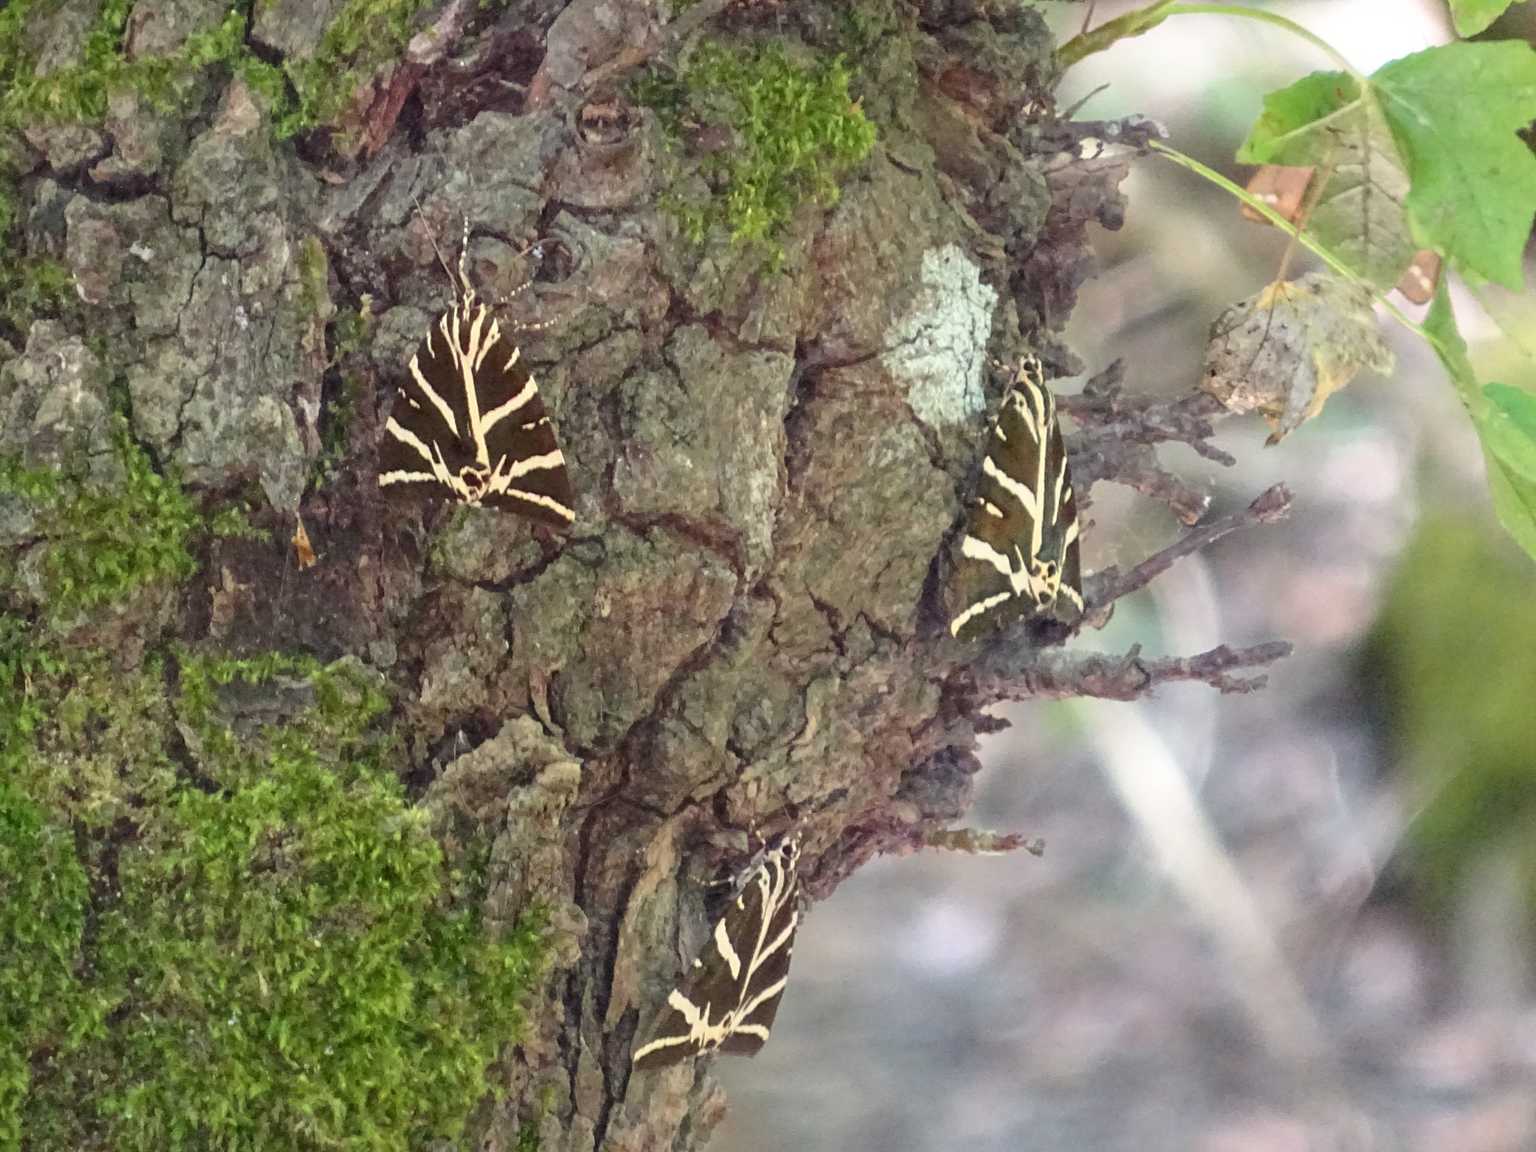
top-left (632, 833), bottom-right (803, 1070)
top-left (948, 357), bottom-right (1084, 640)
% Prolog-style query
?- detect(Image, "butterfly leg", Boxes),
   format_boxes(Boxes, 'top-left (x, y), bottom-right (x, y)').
top-left (495, 237), bottom-right (575, 335)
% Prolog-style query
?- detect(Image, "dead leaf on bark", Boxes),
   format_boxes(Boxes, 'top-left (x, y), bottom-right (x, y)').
top-left (292, 515), bottom-right (317, 569)
top-left (1201, 272), bottom-right (1394, 444)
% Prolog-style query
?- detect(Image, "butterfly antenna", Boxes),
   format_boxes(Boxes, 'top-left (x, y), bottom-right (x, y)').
top-left (410, 189), bottom-right (460, 306)
top-left (457, 212), bottom-right (473, 302)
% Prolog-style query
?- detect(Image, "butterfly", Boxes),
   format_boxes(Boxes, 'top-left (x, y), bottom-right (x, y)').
top-left (947, 356), bottom-right (1083, 640)
top-left (632, 833), bottom-right (802, 1070)
top-left (376, 215), bottom-right (575, 527)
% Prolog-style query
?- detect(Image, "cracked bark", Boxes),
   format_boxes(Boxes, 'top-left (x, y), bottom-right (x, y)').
top-left (0, 2), bottom-right (1296, 1150)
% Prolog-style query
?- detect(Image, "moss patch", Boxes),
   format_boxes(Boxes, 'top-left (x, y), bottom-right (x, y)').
top-left (275, 0), bottom-right (436, 138)
top-left (632, 40), bottom-right (877, 263)
top-left (0, 257), bottom-right (77, 343)
top-left (0, 418), bottom-right (201, 617)
top-left (1, 641), bottom-right (548, 1150)
top-left (0, 0), bottom-right (436, 141)
top-left (0, 782), bottom-right (92, 1152)
top-left (0, 0), bottom-right (249, 128)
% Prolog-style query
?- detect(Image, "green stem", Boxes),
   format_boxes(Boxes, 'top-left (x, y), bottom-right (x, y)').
top-left (1148, 140), bottom-right (1440, 350)
top-left (1056, 0), bottom-right (1178, 67)
top-left (1060, 1), bottom-right (1360, 79)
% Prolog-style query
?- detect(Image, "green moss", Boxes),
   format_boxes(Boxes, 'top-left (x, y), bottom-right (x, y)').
top-left (0, 0), bottom-right (247, 127)
top-left (0, 782), bottom-right (92, 1152)
top-left (0, 181), bottom-right (16, 244)
top-left (511, 1084), bottom-right (558, 1152)
top-left (175, 650), bottom-right (391, 787)
top-left (74, 755), bottom-right (542, 1151)
top-left (207, 503), bottom-right (273, 542)
top-left (0, 418), bottom-right (200, 618)
top-left (632, 40), bottom-right (877, 263)
top-left (2, 639), bottom-right (548, 1150)
top-left (0, 0), bottom-right (436, 142)
top-left (0, 256), bottom-right (75, 341)
top-left (7, 648), bottom-right (178, 841)
top-left (296, 236), bottom-right (330, 317)
top-left (331, 299), bottom-right (374, 365)
top-left (0, 1), bottom-right (38, 126)
top-left (312, 301), bottom-right (373, 489)
top-left (276, 0), bottom-right (437, 138)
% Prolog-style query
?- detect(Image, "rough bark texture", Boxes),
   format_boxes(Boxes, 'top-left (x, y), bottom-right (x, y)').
top-left (0, 1), bottom-right (1291, 1149)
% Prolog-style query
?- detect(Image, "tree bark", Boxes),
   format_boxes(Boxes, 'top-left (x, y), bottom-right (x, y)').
top-left (0, 2), bottom-right (1290, 1149)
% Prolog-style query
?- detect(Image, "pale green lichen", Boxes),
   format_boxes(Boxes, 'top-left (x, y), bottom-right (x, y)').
top-left (883, 244), bottom-right (996, 430)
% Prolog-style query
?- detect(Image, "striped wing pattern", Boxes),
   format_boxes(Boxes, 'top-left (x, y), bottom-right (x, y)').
top-left (632, 835), bottom-right (802, 1070)
top-left (377, 296), bottom-right (575, 527)
top-left (948, 357), bottom-right (1084, 640)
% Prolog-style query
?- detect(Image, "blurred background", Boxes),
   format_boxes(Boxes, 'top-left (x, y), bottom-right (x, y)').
top-left (715, 3), bottom-right (1536, 1150)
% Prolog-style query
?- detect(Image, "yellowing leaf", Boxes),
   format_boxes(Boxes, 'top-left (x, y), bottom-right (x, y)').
top-left (1202, 273), bottom-right (1394, 443)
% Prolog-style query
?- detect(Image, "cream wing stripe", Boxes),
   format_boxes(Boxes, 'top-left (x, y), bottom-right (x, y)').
top-left (384, 416), bottom-right (438, 467)
top-left (714, 919), bottom-right (742, 981)
top-left (982, 456), bottom-right (1040, 519)
top-left (481, 377), bottom-right (539, 432)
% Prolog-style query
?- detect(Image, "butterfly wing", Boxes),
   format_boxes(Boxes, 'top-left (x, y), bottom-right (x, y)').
top-left (948, 360), bottom-right (1084, 639)
top-left (467, 310), bottom-right (575, 527)
top-left (716, 846), bottom-right (799, 1055)
top-left (378, 300), bottom-right (575, 527)
top-left (377, 303), bottom-right (479, 500)
top-left (632, 837), bottom-right (802, 1069)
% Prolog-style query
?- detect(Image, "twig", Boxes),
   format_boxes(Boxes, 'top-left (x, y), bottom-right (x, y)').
top-left (1086, 484), bottom-right (1292, 610)
top-left (975, 639), bottom-right (1294, 706)
top-left (919, 828), bottom-right (1046, 857)
top-left (1064, 363), bottom-right (1234, 465)
top-left (1062, 362), bottom-right (1236, 523)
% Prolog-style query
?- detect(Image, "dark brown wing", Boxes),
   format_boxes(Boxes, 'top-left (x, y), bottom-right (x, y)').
top-left (377, 304), bottom-right (479, 497)
top-left (947, 360), bottom-right (1083, 637)
top-left (632, 838), bottom-right (801, 1069)
top-left (716, 858), bottom-right (799, 1055)
top-left (378, 300), bottom-right (575, 527)
top-left (470, 311), bottom-right (575, 527)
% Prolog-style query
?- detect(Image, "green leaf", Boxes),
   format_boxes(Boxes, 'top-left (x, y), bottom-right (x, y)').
top-left (1375, 42), bottom-right (1536, 289)
top-left (1483, 447), bottom-right (1536, 560)
top-left (1422, 279), bottom-right (1477, 398)
top-left (1426, 283), bottom-right (1536, 562)
top-left (1482, 382), bottom-right (1536, 485)
top-left (1236, 72), bottom-right (1417, 288)
top-left (1238, 43), bottom-right (1536, 291)
top-left (1449, 0), bottom-right (1516, 36)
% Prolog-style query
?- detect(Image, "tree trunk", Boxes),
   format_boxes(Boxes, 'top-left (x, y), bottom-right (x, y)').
top-left (0, 2), bottom-right (1289, 1149)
